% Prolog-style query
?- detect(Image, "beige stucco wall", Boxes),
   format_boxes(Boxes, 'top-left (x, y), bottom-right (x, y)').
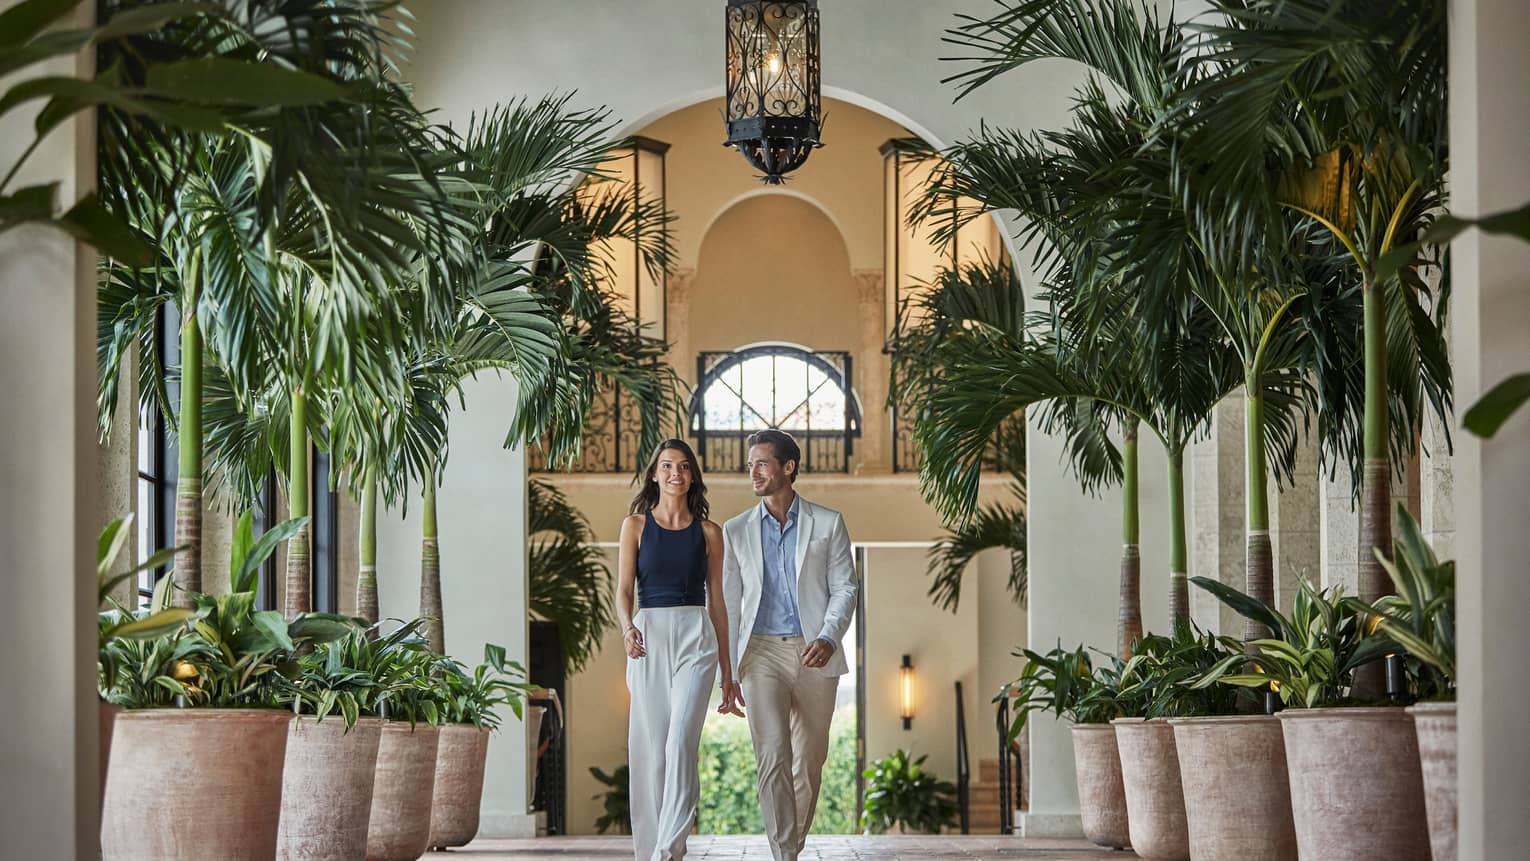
top-left (640, 97), bottom-right (906, 275)
top-left (690, 194), bottom-right (862, 357)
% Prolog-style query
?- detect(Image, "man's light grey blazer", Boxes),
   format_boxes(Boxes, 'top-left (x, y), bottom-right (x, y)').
top-left (722, 496), bottom-right (859, 680)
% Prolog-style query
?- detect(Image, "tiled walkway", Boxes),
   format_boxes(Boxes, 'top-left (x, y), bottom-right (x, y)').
top-left (444, 835), bottom-right (1133, 859)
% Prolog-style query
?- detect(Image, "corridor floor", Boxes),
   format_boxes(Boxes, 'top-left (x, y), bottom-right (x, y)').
top-left (446, 835), bottom-right (1133, 859)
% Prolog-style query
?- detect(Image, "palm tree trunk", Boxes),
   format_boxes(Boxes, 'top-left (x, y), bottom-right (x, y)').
top-left (1244, 385), bottom-right (1274, 642)
top-left (1166, 447), bottom-right (1189, 625)
top-left (284, 375), bottom-right (311, 618)
top-left (357, 467), bottom-right (379, 624)
top-left (420, 477), bottom-right (444, 655)
top-left (1354, 277), bottom-right (1392, 700)
top-left (171, 305), bottom-right (203, 607)
top-left (1118, 425), bottom-right (1143, 659)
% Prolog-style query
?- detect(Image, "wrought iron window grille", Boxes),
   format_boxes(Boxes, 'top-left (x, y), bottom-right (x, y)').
top-left (692, 345), bottom-right (860, 474)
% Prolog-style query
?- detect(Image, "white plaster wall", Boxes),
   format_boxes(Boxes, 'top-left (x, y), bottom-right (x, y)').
top-left (375, 374), bottom-right (533, 835)
top-left (1448, 1), bottom-right (1530, 855)
top-left (1023, 414), bottom-right (1173, 835)
top-left (0, 2), bottom-right (99, 851)
top-left (976, 547), bottom-right (1028, 723)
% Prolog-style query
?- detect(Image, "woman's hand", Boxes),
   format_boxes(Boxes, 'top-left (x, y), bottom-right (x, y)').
top-left (718, 679), bottom-right (746, 717)
top-left (623, 625), bottom-right (646, 659)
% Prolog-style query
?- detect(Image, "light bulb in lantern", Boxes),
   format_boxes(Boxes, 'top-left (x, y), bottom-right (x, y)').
top-left (767, 51), bottom-right (782, 75)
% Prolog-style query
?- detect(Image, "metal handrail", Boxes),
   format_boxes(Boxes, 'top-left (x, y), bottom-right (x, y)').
top-left (996, 698), bottom-right (1013, 835)
top-left (954, 680), bottom-right (970, 834)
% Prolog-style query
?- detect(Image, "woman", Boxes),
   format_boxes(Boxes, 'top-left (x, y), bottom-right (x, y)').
top-left (616, 438), bottom-right (732, 861)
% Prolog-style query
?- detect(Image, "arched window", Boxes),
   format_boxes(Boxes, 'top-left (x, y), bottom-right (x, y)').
top-left (691, 345), bottom-right (860, 473)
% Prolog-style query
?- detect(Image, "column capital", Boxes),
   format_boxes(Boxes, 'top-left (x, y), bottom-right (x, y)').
top-left (851, 268), bottom-right (884, 306)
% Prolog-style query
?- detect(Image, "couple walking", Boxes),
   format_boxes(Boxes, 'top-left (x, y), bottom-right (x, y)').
top-left (616, 429), bottom-right (858, 861)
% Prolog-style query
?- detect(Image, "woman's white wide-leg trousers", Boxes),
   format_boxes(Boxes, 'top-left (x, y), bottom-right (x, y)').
top-left (626, 606), bottom-right (718, 861)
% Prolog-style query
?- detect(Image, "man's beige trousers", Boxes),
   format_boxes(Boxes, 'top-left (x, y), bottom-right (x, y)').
top-left (740, 635), bottom-right (840, 861)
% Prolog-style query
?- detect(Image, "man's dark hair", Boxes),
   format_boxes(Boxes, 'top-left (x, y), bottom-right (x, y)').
top-left (746, 429), bottom-right (802, 483)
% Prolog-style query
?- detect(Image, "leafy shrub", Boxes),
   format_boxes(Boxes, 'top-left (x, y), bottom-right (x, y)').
top-left (860, 749), bottom-right (958, 834)
top-left (590, 764), bottom-right (630, 834)
top-left (999, 642), bottom-right (1126, 737)
top-left (697, 706), bottom-right (857, 834)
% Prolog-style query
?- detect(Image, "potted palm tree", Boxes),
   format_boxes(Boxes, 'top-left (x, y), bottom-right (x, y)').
top-left (274, 621), bottom-right (438, 860)
top-left (1193, 576), bottom-right (1429, 860)
top-left (99, 515), bottom-right (354, 860)
top-left (363, 621), bottom-right (448, 861)
top-left (94, 515), bottom-right (192, 808)
top-left (1356, 507), bottom-right (1457, 860)
top-left (1170, 5), bottom-right (1452, 695)
top-left (1110, 625), bottom-right (1259, 861)
top-left (428, 644), bottom-right (533, 849)
top-left (1001, 644), bottom-right (1129, 849)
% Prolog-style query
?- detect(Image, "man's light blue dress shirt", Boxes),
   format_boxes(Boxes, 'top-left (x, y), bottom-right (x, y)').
top-left (757, 496), bottom-right (803, 636)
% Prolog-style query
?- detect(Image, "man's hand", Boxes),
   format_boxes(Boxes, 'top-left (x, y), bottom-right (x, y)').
top-left (801, 637), bottom-right (835, 669)
top-left (622, 626), bottom-right (645, 659)
top-left (718, 681), bottom-right (746, 717)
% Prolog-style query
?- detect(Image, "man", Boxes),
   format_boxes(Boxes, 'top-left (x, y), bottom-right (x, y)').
top-left (720, 429), bottom-right (858, 861)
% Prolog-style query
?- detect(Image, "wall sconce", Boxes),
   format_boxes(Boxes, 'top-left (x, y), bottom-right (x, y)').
top-left (900, 654), bottom-right (914, 730)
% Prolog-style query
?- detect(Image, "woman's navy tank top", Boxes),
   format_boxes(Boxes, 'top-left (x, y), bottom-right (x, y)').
top-left (636, 510), bottom-right (708, 608)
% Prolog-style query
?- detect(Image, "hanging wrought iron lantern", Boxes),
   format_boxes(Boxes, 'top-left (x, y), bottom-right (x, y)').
top-left (724, 0), bottom-right (822, 184)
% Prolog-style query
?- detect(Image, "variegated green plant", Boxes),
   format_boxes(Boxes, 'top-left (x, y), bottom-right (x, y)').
top-left (182, 512), bottom-right (357, 707)
top-left (436, 643), bottom-right (534, 731)
top-left (1343, 505), bottom-right (1455, 701)
top-left (1115, 621), bottom-right (1252, 719)
top-left (334, 619), bottom-right (450, 726)
top-left (998, 643), bottom-right (1126, 739)
top-left (280, 620), bottom-right (437, 729)
top-left (1189, 576), bottom-right (1394, 708)
top-left (95, 514), bottom-right (195, 691)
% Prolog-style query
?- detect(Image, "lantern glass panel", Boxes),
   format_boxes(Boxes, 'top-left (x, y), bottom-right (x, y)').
top-left (881, 139), bottom-right (1007, 341)
top-left (581, 139), bottom-right (668, 338)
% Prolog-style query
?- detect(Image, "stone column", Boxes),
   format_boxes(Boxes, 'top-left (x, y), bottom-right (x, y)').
top-left (99, 355), bottom-right (137, 605)
top-left (1270, 429), bottom-right (1321, 613)
top-left (1419, 409), bottom-right (1455, 560)
top-left (0, 2), bottom-right (100, 851)
top-left (1324, 452), bottom-right (1418, 597)
top-left (1319, 469), bottom-right (1360, 595)
top-left (853, 269), bottom-right (888, 473)
top-left (665, 267), bottom-right (696, 389)
top-left (1449, 2), bottom-right (1530, 856)
top-left (376, 375), bottom-right (535, 835)
top-left (1189, 390), bottom-right (1245, 634)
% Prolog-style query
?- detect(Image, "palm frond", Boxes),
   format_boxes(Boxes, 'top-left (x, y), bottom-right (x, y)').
top-left (528, 479), bottom-right (614, 674)
top-left (927, 485), bottom-right (1028, 612)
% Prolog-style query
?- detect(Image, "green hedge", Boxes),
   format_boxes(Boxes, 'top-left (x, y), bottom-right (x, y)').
top-left (698, 705), bottom-right (857, 834)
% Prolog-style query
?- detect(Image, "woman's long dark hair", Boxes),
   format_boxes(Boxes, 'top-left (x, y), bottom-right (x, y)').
top-left (629, 438), bottom-right (709, 521)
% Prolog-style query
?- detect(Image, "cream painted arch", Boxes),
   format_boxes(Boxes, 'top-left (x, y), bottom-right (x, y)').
top-left (693, 188), bottom-right (854, 269)
top-left (687, 191), bottom-right (863, 358)
top-left (623, 87), bottom-right (1021, 281)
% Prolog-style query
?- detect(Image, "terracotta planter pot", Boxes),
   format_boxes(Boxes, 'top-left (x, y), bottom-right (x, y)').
top-left (102, 709), bottom-right (291, 860)
top-left (1410, 701), bottom-right (1457, 861)
top-left (98, 701), bottom-right (119, 815)
top-left (1113, 718), bottom-right (1189, 861)
top-left (1070, 723), bottom-right (1130, 849)
top-left (278, 716), bottom-right (383, 860)
top-left (366, 721), bottom-right (440, 861)
top-left (1170, 715), bottom-right (1296, 861)
top-left (429, 723), bottom-right (492, 849)
top-left (1279, 707), bottom-right (1430, 861)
